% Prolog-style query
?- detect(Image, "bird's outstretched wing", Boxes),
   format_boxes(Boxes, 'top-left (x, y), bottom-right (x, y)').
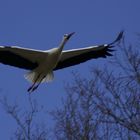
top-left (0, 46), bottom-right (47, 70)
top-left (54, 31), bottom-right (124, 70)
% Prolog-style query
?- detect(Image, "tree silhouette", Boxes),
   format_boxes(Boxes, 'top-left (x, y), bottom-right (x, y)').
top-left (0, 96), bottom-right (49, 140)
top-left (52, 41), bottom-right (140, 140)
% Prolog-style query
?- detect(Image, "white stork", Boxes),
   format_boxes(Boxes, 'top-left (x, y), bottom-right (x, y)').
top-left (0, 31), bottom-right (123, 93)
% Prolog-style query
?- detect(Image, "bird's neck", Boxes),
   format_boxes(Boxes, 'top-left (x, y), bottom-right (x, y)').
top-left (58, 38), bottom-right (67, 52)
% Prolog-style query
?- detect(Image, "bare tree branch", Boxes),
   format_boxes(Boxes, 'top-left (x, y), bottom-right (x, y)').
top-left (0, 95), bottom-right (49, 140)
top-left (52, 39), bottom-right (140, 140)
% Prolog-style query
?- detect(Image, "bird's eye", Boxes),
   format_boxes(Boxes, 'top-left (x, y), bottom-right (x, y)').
top-left (64, 34), bottom-right (68, 37)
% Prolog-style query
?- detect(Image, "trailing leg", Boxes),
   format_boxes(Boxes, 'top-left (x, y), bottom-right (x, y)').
top-left (28, 75), bottom-right (46, 93)
top-left (27, 74), bottom-right (41, 93)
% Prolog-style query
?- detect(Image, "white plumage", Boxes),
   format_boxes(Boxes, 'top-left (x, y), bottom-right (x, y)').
top-left (0, 31), bottom-right (123, 92)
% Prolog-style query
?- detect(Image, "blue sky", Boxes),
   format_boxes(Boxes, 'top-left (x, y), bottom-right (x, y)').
top-left (0, 0), bottom-right (140, 139)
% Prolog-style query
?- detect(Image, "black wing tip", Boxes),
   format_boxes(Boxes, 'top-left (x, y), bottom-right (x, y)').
top-left (106, 48), bottom-right (114, 56)
top-left (109, 30), bottom-right (124, 45)
top-left (116, 30), bottom-right (124, 41)
top-left (102, 45), bottom-right (115, 57)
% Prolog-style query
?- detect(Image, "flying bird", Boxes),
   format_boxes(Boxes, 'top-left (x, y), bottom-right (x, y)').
top-left (0, 31), bottom-right (123, 93)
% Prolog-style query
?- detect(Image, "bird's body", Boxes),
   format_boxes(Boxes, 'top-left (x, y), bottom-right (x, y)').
top-left (25, 47), bottom-right (61, 84)
top-left (0, 31), bottom-right (123, 92)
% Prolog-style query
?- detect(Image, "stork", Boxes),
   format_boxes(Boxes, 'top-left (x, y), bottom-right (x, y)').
top-left (0, 31), bottom-right (123, 93)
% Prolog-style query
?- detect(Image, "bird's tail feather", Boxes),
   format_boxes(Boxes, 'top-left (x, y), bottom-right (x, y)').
top-left (42, 72), bottom-right (54, 83)
top-left (24, 71), bottom-right (54, 83)
top-left (24, 71), bottom-right (37, 83)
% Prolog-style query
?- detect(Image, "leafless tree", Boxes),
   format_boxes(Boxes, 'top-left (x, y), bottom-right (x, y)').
top-left (52, 41), bottom-right (140, 140)
top-left (0, 95), bottom-right (49, 140)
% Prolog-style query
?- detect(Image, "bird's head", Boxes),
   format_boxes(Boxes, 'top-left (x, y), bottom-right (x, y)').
top-left (59, 32), bottom-right (75, 51)
top-left (63, 32), bottom-right (75, 41)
